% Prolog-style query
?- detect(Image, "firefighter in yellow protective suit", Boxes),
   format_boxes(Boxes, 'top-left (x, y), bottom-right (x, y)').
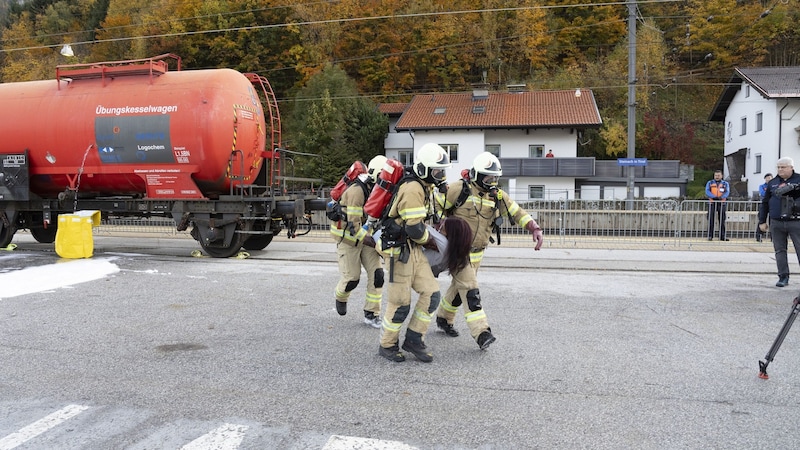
top-left (331, 155), bottom-right (387, 328)
top-left (377, 143), bottom-right (451, 363)
top-left (435, 152), bottom-right (544, 349)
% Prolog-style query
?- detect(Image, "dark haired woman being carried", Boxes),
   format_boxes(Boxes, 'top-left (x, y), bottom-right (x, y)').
top-left (424, 216), bottom-right (496, 350)
top-left (440, 216), bottom-right (472, 276)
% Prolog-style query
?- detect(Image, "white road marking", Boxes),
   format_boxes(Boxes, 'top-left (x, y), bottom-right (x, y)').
top-left (180, 423), bottom-right (249, 450)
top-left (0, 404), bottom-right (90, 450)
top-left (323, 435), bottom-right (419, 450)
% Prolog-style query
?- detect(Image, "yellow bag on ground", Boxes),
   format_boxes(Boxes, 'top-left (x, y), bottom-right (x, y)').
top-left (55, 210), bottom-right (101, 258)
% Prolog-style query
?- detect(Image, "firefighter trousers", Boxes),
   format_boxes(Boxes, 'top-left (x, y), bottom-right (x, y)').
top-left (437, 259), bottom-right (490, 339)
top-left (380, 246), bottom-right (440, 348)
top-left (335, 242), bottom-right (383, 316)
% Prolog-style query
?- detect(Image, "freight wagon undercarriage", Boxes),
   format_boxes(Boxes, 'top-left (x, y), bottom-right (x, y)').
top-left (0, 194), bottom-right (327, 258)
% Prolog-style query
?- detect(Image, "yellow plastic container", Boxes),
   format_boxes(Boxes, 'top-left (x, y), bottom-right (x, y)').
top-left (55, 210), bottom-right (101, 258)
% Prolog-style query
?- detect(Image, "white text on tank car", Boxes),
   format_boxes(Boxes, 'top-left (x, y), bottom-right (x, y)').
top-left (96, 105), bottom-right (178, 115)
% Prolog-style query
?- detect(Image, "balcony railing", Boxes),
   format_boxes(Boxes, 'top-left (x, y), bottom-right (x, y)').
top-left (498, 158), bottom-right (683, 179)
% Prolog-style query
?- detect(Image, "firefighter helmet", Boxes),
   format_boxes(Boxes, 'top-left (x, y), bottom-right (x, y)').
top-left (469, 152), bottom-right (502, 191)
top-left (367, 155), bottom-right (388, 183)
top-left (414, 143), bottom-right (451, 185)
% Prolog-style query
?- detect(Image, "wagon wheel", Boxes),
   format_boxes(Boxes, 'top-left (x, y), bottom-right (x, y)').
top-left (0, 221), bottom-right (16, 248)
top-left (242, 233), bottom-right (273, 251)
top-left (242, 220), bottom-right (274, 251)
top-left (29, 214), bottom-right (58, 243)
top-left (196, 221), bottom-right (249, 258)
top-left (30, 226), bottom-right (58, 244)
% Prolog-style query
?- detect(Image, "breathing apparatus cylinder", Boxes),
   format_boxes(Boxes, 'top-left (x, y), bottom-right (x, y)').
top-left (330, 161), bottom-right (367, 201)
top-left (364, 158), bottom-right (405, 220)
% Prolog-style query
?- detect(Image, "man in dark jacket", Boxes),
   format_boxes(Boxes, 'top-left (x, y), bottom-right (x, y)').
top-left (759, 158), bottom-right (800, 287)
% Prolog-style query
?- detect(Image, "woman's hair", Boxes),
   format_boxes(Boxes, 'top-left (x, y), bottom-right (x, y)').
top-left (443, 216), bottom-right (473, 274)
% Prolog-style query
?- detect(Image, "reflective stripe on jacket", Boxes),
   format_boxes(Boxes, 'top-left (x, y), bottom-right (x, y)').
top-left (436, 179), bottom-right (533, 250)
top-left (378, 180), bottom-right (431, 257)
top-left (329, 181), bottom-right (368, 246)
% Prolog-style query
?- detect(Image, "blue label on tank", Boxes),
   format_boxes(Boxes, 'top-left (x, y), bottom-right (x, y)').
top-left (95, 116), bottom-right (174, 164)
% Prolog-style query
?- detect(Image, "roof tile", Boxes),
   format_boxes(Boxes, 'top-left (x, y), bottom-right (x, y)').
top-left (395, 90), bottom-right (602, 130)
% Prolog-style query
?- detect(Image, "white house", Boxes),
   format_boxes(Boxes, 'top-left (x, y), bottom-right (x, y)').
top-left (383, 88), bottom-right (602, 201)
top-left (380, 88), bottom-right (689, 201)
top-left (709, 66), bottom-right (800, 198)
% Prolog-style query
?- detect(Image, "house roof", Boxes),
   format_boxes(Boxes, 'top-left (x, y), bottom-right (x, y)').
top-left (394, 90), bottom-right (603, 130)
top-left (709, 66), bottom-right (800, 121)
top-left (377, 102), bottom-right (408, 115)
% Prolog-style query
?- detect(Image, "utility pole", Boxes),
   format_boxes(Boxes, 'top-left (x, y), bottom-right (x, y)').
top-left (626, 1), bottom-right (637, 209)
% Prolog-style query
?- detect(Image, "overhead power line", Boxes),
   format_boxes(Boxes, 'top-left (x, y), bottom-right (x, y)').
top-left (0, 0), bottom-right (683, 54)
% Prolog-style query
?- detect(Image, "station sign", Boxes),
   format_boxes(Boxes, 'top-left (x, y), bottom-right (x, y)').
top-left (617, 158), bottom-right (648, 166)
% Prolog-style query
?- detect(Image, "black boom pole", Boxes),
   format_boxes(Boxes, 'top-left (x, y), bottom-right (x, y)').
top-left (759, 296), bottom-right (800, 379)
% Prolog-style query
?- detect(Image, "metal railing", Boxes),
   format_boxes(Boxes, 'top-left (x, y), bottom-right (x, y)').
top-left (87, 199), bottom-right (776, 251)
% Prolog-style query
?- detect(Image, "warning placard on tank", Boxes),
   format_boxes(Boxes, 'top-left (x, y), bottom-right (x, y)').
top-left (0, 152), bottom-right (29, 201)
top-left (95, 116), bottom-right (174, 164)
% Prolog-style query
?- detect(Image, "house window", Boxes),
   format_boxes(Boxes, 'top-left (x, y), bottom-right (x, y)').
top-left (433, 107), bottom-right (446, 114)
top-left (745, 85), bottom-right (750, 98)
top-left (740, 117), bottom-right (747, 136)
top-left (398, 151), bottom-right (413, 166)
top-left (529, 144), bottom-right (544, 158)
top-left (756, 112), bottom-right (763, 132)
top-left (755, 154), bottom-right (762, 174)
top-left (440, 144), bottom-right (458, 163)
top-left (528, 185), bottom-right (544, 199)
top-left (485, 145), bottom-right (500, 157)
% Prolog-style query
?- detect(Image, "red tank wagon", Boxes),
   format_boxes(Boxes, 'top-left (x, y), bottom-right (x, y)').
top-left (0, 54), bottom-right (325, 257)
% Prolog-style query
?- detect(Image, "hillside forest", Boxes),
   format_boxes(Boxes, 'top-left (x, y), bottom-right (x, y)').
top-left (1, 0), bottom-right (799, 186)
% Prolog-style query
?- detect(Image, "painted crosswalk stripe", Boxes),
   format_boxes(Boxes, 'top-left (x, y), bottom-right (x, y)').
top-left (180, 423), bottom-right (248, 450)
top-left (323, 435), bottom-right (419, 450)
top-left (0, 404), bottom-right (90, 450)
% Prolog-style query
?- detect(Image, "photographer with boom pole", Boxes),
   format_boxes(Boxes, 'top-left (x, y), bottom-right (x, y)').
top-left (759, 157), bottom-right (800, 287)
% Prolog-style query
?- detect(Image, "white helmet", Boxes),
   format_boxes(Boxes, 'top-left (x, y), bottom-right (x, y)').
top-left (414, 143), bottom-right (451, 185)
top-left (470, 152), bottom-right (502, 191)
top-left (367, 155), bottom-right (388, 183)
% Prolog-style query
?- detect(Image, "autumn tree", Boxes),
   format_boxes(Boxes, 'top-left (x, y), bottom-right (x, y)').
top-left (0, 11), bottom-right (51, 81)
top-left (286, 64), bottom-right (387, 186)
top-left (546, 0), bottom-right (626, 68)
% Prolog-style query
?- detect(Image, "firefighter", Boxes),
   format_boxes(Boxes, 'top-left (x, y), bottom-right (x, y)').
top-left (377, 143), bottom-right (451, 362)
top-left (434, 152), bottom-right (544, 349)
top-left (331, 155), bottom-right (387, 328)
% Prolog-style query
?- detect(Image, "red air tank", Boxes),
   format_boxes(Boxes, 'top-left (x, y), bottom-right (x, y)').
top-left (363, 158), bottom-right (405, 219)
top-left (329, 160), bottom-right (367, 201)
top-left (0, 55), bottom-right (268, 199)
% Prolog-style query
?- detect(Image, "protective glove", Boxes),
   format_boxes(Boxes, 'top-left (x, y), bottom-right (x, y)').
top-left (362, 235), bottom-right (376, 248)
top-left (775, 183), bottom-right (800, 196)
top-left (526, 220), bottom-right (543, 251)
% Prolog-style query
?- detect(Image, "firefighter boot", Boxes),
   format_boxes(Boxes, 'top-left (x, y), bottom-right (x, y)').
top-left (335, 300), bottom-right (347, 316)
top-left (402, 331), bottom-right (433, 363)
top-left (378, 345), bottom-right (405, 362)
top-left (436, 316), bottom-right (459, 337)
top-left (477, 330), bottom-right (497, 350)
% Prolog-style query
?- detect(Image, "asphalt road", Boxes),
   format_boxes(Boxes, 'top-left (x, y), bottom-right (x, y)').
top-left (1, 234), bottom-right (800, 449)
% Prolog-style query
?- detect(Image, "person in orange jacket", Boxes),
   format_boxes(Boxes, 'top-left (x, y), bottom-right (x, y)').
top-left (705, 169), bottom-right (730, 241)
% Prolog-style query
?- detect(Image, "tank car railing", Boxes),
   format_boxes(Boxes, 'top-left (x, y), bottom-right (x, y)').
top-left (55, 54), bottom-right (182, 89)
